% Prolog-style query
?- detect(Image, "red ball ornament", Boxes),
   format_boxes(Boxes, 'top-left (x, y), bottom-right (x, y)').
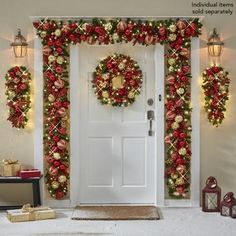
top-left (57, 107), bottom-right (67, 117)
top-left (158, 27), bottom-right (166, 36)
top-left (59, 164), bottom-right (66, 171)
top-left (55, 66), bottom-right (63, 74)
top-left (179, 132), bottom-right (186, 139)
top-left (53, 135), bottom-right (60, 142)
top-left (176, 158), bottom-right (185, 165)
top-left (57, 139), bottom-right (67, 150)
top-left (53, 160), bottom-right (60, 167)
top-left (182, 65), bottom-right (190, 74)
top-left (173, 131), bottom-right (179, 137)
top-left (179, 141), bottom-right (186, 147)
top-left (58, 127), bottom-right (66, 135)
top-left (45, 155), bottom-right (54, 164)
top-left (20, 83), bottom-right (27, 90)
top-left (54, 101), bottom-right (62, 108)
top-left (56, 47), bottom-right (63, 54)
top-left (49, 166), bottom-right (58, 176)
top-left (180, 76), bottom-right (188, 83)
top-left (55, 190), bottom-right (64, 199)
top-left (176, 186), bottom-right (185, 194)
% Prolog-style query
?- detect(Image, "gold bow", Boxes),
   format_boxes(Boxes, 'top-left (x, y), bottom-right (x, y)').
top-left (2, 159), bottom-right (19, 165)
top-left (22, 204), bottom-right (50, 213)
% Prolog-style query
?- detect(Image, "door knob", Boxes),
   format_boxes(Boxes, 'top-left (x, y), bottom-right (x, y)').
top-left (147, 110), bottom-right (155, 136)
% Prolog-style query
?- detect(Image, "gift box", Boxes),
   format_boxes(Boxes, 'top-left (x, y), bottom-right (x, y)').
top-left (0, 159), bottom-right (21, 176)
top-left (7, 204), bottom-right (56, 222)
top-left (19, 169), bottom-right (41, 178)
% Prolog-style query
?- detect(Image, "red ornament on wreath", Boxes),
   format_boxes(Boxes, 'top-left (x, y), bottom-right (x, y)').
top-left (92, 53), bottom-right (143, 107)
top-left (57, 139), bottom-right (67, 150)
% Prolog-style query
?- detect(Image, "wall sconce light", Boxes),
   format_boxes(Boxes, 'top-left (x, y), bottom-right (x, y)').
top-left (10, 29), bottom-right (28, 58)
top-left (207, 28), bottom-right (224, 57)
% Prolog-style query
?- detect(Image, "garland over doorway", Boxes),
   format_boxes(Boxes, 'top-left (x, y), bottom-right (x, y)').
top-left (33, 17), bottom-right (202, 200)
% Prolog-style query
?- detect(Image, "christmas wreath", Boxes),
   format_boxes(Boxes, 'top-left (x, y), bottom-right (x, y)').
top-left (202, 66), bottom-right (230, 127)
top-left (92, 53), bottom-right (143, 107)
top-left (5, 66), bottom-right (31, 129)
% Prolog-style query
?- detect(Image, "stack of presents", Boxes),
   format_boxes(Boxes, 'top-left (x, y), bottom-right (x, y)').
top-left (0, 159), bottom-right (56, 222)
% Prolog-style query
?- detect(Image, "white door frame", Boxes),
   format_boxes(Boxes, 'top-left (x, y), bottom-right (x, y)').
top-left (34, 32), bottom-right (200, 209)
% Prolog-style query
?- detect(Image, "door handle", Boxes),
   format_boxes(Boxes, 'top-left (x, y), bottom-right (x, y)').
top-left (147, 110), bottom-right (155, 136)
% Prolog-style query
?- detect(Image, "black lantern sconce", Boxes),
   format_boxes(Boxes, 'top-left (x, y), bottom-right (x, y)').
top-left (207, 28), bottom-right (224, 57)
top-left (10, 29), bottom-right (28, 58)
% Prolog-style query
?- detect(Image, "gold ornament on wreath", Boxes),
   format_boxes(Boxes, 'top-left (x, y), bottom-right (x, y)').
top-left (92, 53), bottom-right (143, 107)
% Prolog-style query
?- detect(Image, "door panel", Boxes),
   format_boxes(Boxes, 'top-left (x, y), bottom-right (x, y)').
top-left (78, 44), bottom-right (156, 204)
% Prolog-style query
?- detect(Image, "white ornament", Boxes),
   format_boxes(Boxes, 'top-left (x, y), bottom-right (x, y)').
top-left (168, 33), bottom-right (177, 41)
top-left (48, 94), bottom-right (55, 102)
top-left (104, 22), bottom-right (112, 31)
top-left (53, 152), bottom-right (61, 160)
top-left (171, 122), bottom-right (179, 130)
top-left (169, 24), bottom-right (177, 32)
top-left (168, 66), bottom-right (175, 72)
top-left (177, 88), bottom-right (185, 95)
top-left (58, 175), bottom-right (67, 183)
top-left (118, 63), bottom-right (125, 70)
top-left (40, 31), bottom-right (47, 38)
top-left (168, 58), bottom-right (176, 66)
top-left (48, 55), bottom-right (56, 63)
top-left (56, 56), bottom-right (64, 65)
top-left (178, 147), bottom-right (187, 156)
top-left (175, 115), bottom-right (183, 123)
top-left (55, 29), bottom-right (61, 37)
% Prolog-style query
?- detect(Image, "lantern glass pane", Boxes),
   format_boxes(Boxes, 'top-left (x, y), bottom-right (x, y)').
top-left (208, 45), bottom-right (222, 57)
top-left (205, 193), bottom-right (217, 209)
top-left (222, 206), bottom-right (230, 216)
top-left (13, 45), bottom-right (27, 58)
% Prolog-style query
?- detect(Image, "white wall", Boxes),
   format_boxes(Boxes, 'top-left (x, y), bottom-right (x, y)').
top-left (0, 0), bottom-right (235, 205)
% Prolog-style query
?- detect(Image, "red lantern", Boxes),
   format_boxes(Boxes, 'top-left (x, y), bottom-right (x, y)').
top-left (202, 176), bottom-right (221, 212)
top-left (220, 192), bottom-right (236, 218)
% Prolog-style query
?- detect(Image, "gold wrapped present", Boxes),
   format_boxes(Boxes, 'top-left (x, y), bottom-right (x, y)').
top-left (0, 159), bottom-right (21, 176)
top-left (7, 204), bottom-right (56, 222)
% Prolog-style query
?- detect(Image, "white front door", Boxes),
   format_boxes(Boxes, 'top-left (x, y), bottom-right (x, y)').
top-left (77, 44), bottom-right (156, 204)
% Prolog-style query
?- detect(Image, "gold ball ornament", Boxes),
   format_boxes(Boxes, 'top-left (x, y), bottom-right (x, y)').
top-left (56, 56), bottom-right (64, 65)
top-left (176, 178), bottom-right (185, 186)
top-left (48, 94), bottom-right (55, 102)
top-left (102, 91), bottom-right (109, 98)
top-left (54, 29), bottom-right (61, 37)
top-left (128, 92), bottom-right (135, 99)
top-left (48, 55), bottom-right (56, 63)
top-left (58, 175), bottom-right (67, 183)
top-left (51, 181), bottom-right (60, 189)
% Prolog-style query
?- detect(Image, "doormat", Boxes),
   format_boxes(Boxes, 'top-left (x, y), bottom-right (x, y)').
top-left (71, 206), bottom-right (160, 220)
